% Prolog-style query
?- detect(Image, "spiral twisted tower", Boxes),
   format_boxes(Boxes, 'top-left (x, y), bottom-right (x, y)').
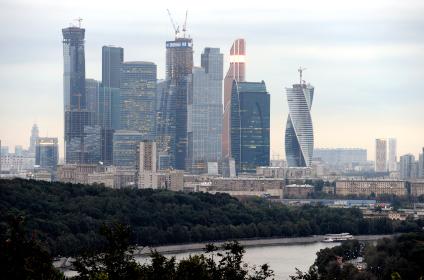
top-left (285, 68), bottom-right (314, 167)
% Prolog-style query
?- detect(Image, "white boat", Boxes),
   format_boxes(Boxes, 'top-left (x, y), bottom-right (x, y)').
top-left (322, 233), bottom-right (354, 242)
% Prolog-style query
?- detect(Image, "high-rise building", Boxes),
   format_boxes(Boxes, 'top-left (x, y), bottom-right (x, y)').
top-left (285, 70), bottom-right (315, 167)
top-left (230, 81), bottom-right (270, 174)
top-left (62, 25), bottom-right (95, 163)
top-left (155, 79), bottom-right (173, 168)
top-left (375, 139), bottom-right (387, 172)
top-left (222, 39), bottom-right (246, 159)
top-left (187, 48), bottom-right (223, 173)
top-left (313, 148), bottom-right (367, 165)
top-left (29, 124), bottom-right (39, 154)
top-left (102, 46), bottom-right (124, 89)
top-left (400, 154), bottom-right (415, 179)
top-left (419, 148), bottom-right (424, 178)
top-left (120, 61), bottom-right (157, 140)
top-left (35, 137), bottom-right (59, 171)
top-left (85, 79), bottom-right (100, 114)
top-left (165, 37), bottom-right (194, 170)
top-left (14, 146), bottom-right (24, 156)
top-left (388, 138), bottom-right (397, 172)
top-left (112, 130), bottom-right (144, 169)
top-left (137, 140), bottom-right (157, 188)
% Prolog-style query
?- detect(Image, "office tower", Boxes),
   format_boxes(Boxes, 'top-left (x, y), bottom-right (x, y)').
top-left (187, 48), bottom-right (223, 173)
top-left (230, 81), bottom-right (270, 174)
top-left (400, 154), bottom-right (415, 179)
top-left (222, 39), bottom-right (246, 159)
top-left (35, 137), bottom-right (59, 171)
top-left (137, 141), bottom-right (157, 188)
top-left (85, 79), bottom-right (100, 114)
top-left (285, 69), bottom-right (315, 167)
top-left (14, 146), bottom-right (24, 156)
top-left (155, 79), bottom-right (173, 168)
top-left (62, 25), bottom-right (95, 163)
top-left (166, 37), bottom-right (194, 170)
top-left (375, 139), bottom-right (387, 172)
top-left (29, 124), bottom-right (39, 154)
top-left (419, 148), bottom-right (424, 178)
top-left (83, 125), bottom-right (102, 164)
top-left (388, 138), bottom-right (397, 172)
top-left (112, 130), bottom-right (144, 169)
top-left (314, 148), bottom-right (367, 165)
top-left (102, 46), bottom-right (124, 88)
top-left (120, 62), bottom-right (157, 139)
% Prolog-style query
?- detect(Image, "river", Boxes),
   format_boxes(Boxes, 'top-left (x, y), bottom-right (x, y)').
top-left (135, 241), bottom-right (340, 280)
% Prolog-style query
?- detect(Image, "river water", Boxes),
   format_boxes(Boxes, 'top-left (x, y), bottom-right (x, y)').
top-left (135, 242), bottom-right (340, 280)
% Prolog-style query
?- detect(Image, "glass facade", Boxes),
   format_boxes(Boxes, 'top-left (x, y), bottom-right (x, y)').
top-left (85, 79), bottom-right (100, 116)
top-left (112, 130), bottom-right (144, 169)
top-left (187, 47), bottom-right (223, 173)
top-left (120, 62), bottom-right (157, 140)
top-left (222, 39), bottom-right (246, 159)
top-left (102, 46), bottom-right (124, 89)
top-left (230, 81), bottom-right (270, 174)
top-left (285, 83), bottom-right (315, 167)
top-left (35, 137), bottom-right (58, 171)
top-left (165, 38), bottom-right (193, 170)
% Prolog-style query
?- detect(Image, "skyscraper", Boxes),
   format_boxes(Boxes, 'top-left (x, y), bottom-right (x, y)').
top-left (29, 124), bottom-right (39, 154)
top-left (120, 61), bottom-right (157, 139)
top-left (419, 148), bottom-right (424, 178)
top-left (400, 154), bottom-right (415, 179)
top-left (230, 81), bottom-right (270, 174)
top-left (137, 140), bottom-right (157, 188)
top-left (62, 25), bottom-right (95, 163)
top-left (375, 139), bottom-right (387, 172)
top-left (388, 138), bottom-right (397, 172)
top-left (165, 37), bottom-right (193, 170)
top-left (102, 46), bottom-right (124, 89)
top-left (285, 69), bottom-right (315, 167)
top-left (112, 130), bottom-right (144, 169)
top-left (85, 79), bottom-right (100, 114)
top-left (187, 48), bottom-right (223, 173)
top-left (35, 137), bottom-right (59, 171)
top-left (222, 39), bottom-right (246, 159)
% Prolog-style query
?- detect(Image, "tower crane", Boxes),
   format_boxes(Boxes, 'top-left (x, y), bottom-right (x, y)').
top-left (182, 10), bottom-right (188, 38)
top-left (166, 9), bottom-right (180, 38)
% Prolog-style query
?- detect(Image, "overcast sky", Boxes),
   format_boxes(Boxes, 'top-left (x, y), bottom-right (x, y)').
top-left (0, 0), bottom-right (423, 160)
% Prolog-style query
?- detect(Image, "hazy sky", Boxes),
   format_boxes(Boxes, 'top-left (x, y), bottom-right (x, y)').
top-left (0, 0), bottom-right (423, 160)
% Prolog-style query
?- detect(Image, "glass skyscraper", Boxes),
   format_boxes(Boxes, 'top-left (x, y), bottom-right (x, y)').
top-left (35, 137), bottom-right (58, 171)
top-left (62, 25), bottom-right (95, 163)
top-left (230, 81), bottom-right (270, 174)
top-left (187, 48), bottom-right (223, 173)
top-left (222, 39), bottom-right (246, 159)
top-left (120, 61), bottom-right (157, 140)
top-left (165, 38), bottom-right (193, 170)
top-left (112, 130), bottom-right (144, 169)
top-left (102, 46), bottom-right (124, 89)
top-left (285, 73), bottom-right (315, 167)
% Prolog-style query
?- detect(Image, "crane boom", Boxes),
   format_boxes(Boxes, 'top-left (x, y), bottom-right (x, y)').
top-left (182, 10), bottom-right (188, 38)
top-left (166, 9), bottom-right (179, 37)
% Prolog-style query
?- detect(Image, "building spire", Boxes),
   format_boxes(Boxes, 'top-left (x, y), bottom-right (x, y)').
top-left (298, 66), bottom-right (307, 84)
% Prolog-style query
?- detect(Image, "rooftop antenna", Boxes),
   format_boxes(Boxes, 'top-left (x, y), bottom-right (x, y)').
top-left (298, 67), bottom-right (307, 84)
top-left (74, 17), bottom-right (83, 28)
top-left (182, 10), bottom-right (188, 38)
top-left (166, 9), bottom-right (179, 38)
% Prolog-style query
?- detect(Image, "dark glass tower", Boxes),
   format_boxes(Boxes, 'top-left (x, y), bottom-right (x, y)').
top-left (120, 61), bottom-right (157, 140)
top-left (164, 37), bottom-right (193, 170)
top-left (230, 81), bottom-right (270, 174)
top-left (62, 26), bottom-right (95, 163)
top-left (35, 137), bottom-right (59, 171)
top-left (102, 46), bottom-right (124, 89)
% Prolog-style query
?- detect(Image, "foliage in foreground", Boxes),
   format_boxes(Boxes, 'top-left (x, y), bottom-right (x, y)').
top-left (1, 178), bottom-right (422, 256)
top-left (73, 223), bottom-right (274, 280)
top-left (290, 232), bottom-right (424, 280)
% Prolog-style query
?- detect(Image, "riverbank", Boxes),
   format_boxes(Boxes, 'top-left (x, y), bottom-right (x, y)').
top-left (133, 234), bottom-right (395, 256)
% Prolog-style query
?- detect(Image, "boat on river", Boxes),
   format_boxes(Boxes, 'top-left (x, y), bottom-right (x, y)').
top-left (322, 233), bottom-right (354, 242)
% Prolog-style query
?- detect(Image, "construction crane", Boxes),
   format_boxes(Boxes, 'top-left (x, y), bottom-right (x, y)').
top-left (74, 17), bottom-right (83, 28)
top-left (166, 9), bottom-right (180, 38)
top-left (298, 67), bottom-right (307, 84)
top-left (182, 10), bottom-right (188, 38)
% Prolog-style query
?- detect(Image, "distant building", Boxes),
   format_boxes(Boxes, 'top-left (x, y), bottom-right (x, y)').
top-left (388, 138), bottom-right (397, 172)
top-left (85, 79), bottom-right (100, 114)
top-left (35, 137), bottom-right (59, 171)
top-left (256, 166), bottom-right (312, 179)
top-left (285, 70), bottom-right (315, 167)
top-left (187, 47), bottom-right (223, 173)
top-left (230, 81), bottom-right (270, 174)
top-left (419, 148), bottom-right (424, 178)
top-left (137, 141), bottom-right (157, 188)
top-left (112, 130), bottom-right (144, 169)
top-left (102, 46), bottom-right (124, 89)
top-left (29, 124), bottom-right (39, 154)
top-left (313, 148), bottom-right (367, 166)
top-left (410, 181), bottom-right (424, 197)
top-left (375, 139), bottom-right (387, 172)
top-left (399, 154), bottom-right (416, 179)
top-left (14, 146), bottom-right (24, 156)
top-left (222, 39), bottom-right (246, 160)
top-left (283, 184), bottom-right (314, 198)
top-left (120, 61), bottom-right (157, 139)
top-left (335, 180), bottom-right (407, 197)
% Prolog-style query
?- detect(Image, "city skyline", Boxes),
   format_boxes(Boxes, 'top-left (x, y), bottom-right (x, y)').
top-left (1, 0), bottom-right (423, 159)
